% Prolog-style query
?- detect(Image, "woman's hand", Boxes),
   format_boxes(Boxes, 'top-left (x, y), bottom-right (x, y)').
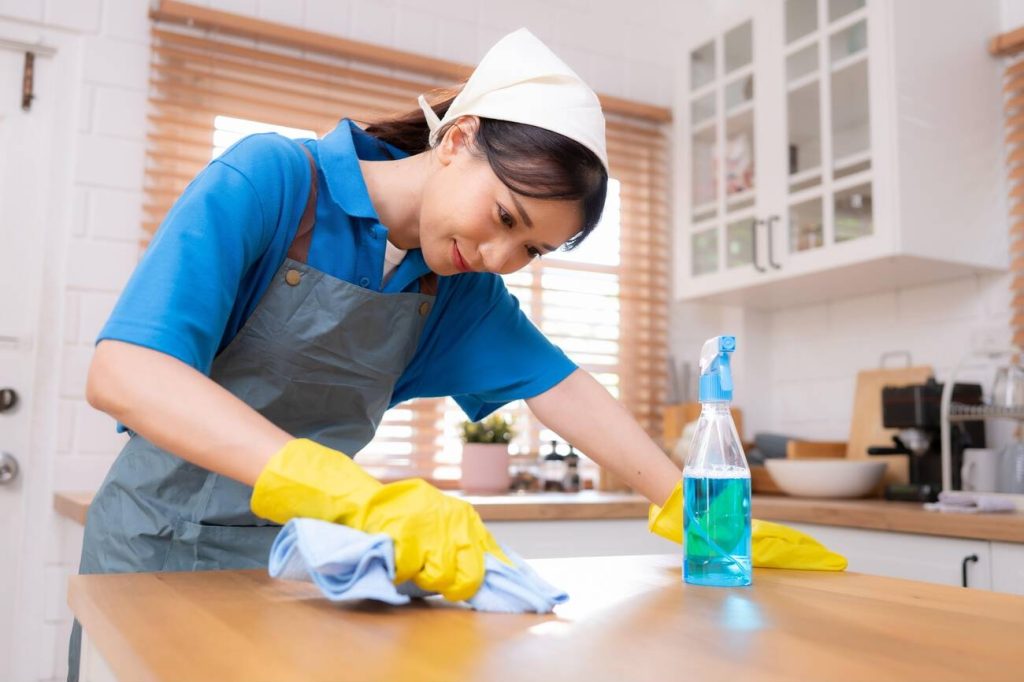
top-left (252, 439), bottom-right (511, 601)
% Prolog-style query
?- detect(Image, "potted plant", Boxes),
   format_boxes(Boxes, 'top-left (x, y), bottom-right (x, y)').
top-left (459, 413), bottom-right (515, 494)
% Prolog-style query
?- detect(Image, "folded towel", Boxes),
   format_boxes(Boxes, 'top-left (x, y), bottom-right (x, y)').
top-left (923, 490), bottom-right (1017, 514)
top-left (268, 518), bottom-right (568, 613)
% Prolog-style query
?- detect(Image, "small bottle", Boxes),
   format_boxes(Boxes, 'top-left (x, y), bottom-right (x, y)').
top-left (563, 447), bottom-right (581, 492)
top-left (683, 335), bottom-right (752, 587)
top-left (542, 440), bottom-right (566, 492)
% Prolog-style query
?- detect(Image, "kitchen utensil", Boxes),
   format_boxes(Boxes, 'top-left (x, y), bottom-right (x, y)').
top-left (991, 364), bottom-right (1024, 407)
top-left (764, 459), bottom-right (887, 498)
top-left (997, 441), bottom-right (1024, 494)
top-left (961, 448), bottom-right (1000, 493)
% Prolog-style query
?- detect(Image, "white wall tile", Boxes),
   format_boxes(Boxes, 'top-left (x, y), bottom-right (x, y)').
top-left (76, 292), bottom-right (118, 345)
top-left (71, 188), bottom-right (89, 238)
top-left (92, 86), bottom-right (148, 140)
top-left (435, 18), bottom-right (480, 65)
top-left (74, 133), bottom-right (145, 191)
top-left (103, 0), bottom-right (151, 43)
top-left (303, 0), bottom-right (353, 38)
top-left (258, 0), bottom-right (304, 26)
top-left (350, 0), bottom-right (397, 47)
top-left (59, 346), bottom-right (93, 399)
top-left (77, 84), bottom-right (94, 134)
top-left (88, 187), bottom-right (143, 241)
top-left (57, 399), bottom-right (76, 455)
top-left (395, 8), bottom-right (440, 58)
top-left (63, 291), bottom-right (79, 345)
top-left (52, 454), bottom-right (118, 492)
top-left (66, 238), bottom-right (138, 290)
top-left (0, 0), bottom-right (43, 22)
top-left (82, 36), bottom-right (149, 89)
top-left (896, 275), bottom-right (982, 323)
top-left (75, 403), bottom-right (126, 455)
top-left (43, 0), bottom-right (102, 33)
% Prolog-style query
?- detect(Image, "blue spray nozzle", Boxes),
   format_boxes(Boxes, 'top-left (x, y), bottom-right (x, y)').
top-left (698, 335), bottom-right (736, 402)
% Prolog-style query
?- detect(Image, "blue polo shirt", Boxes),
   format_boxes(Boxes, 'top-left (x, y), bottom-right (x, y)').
top-left (99, 119), bottom-right (577, 422)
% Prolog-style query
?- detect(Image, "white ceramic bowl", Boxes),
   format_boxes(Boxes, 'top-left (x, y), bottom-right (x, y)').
top-left (764, 459), bottom-right (887, 498)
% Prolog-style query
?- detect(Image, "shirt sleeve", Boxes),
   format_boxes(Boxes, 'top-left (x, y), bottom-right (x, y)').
top-left (409, 273), bottom-right (579, 422)
top-left (97, 133), bottom-right (309, 373)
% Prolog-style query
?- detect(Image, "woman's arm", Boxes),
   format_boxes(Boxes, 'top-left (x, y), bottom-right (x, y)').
top-left (87, 340), bottom-right (292, 486)
top-left (525, 368), bottom-right (680, 504)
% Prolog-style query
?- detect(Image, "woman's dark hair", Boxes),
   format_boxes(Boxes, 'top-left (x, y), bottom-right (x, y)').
top-left (358, 86), bottom-right (608, 250)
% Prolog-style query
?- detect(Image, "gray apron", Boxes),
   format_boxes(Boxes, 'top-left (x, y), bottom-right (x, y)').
top-left (67, 144), bottom-right (436, 680)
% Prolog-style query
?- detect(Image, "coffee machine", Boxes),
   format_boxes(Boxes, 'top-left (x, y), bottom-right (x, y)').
top-left (867, 377), bottom-right (985, 502)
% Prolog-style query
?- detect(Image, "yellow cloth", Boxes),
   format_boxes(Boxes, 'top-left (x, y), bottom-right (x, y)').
top-left (251, 439), bottom-right (511, 601)
top-left (649, 480), bottom-right (847, 571)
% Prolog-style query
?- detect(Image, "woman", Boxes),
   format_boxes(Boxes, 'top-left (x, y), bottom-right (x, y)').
top-left (68, 28), bottom-right (843, 681)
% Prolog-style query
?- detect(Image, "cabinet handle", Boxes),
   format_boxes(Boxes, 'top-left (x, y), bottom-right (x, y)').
top-left (961, 553), bottom-right (979, 588)
top-left (0, 388), bottom-right (17, 413)
top-left (766, 215), bottom-right (782, 270)
top-left (752, 219), bottom-right (766, 273)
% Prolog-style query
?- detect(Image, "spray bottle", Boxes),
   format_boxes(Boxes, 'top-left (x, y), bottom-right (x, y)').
top-left (683, 335), bottom-right (752, 587)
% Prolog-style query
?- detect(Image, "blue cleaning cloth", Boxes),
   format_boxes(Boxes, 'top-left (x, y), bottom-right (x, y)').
top-left (268, 518), bottom-right (568, 613)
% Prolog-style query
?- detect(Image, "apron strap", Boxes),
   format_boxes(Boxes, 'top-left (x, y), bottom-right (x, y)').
top-left (286, 143), bottom-right (319, 264)
top-left (286, 139), bottom-right (439, 296)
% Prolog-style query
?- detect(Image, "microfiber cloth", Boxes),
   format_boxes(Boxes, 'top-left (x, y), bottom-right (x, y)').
top-left (268, 518), bottom-right (568, 613)
top-left (923, 490), bottom-right (1017, 514)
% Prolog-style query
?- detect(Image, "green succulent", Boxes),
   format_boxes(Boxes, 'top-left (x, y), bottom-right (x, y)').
top-left (460, 413), bottom-right (516, 444)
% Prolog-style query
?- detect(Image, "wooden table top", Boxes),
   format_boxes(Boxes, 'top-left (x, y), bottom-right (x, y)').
top-left (55, 490), bottom-right (1024, 542)
top-left (69, 554), bottom-right (1024, 682)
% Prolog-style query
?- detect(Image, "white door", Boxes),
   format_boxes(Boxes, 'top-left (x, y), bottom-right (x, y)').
top-left (0, 22), bottom-right (70, 681)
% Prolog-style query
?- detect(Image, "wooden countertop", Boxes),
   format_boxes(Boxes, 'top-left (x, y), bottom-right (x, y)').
top-left (69, 554), bottom-right (1024, 682)
top-left (55, 490), bottom-right (1024, 542)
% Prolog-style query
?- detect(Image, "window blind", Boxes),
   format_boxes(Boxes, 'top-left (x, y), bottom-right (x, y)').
top-left (992, 27), bottom-right (1024, 348)
top-left (145, 1), bottom-right (672, 488)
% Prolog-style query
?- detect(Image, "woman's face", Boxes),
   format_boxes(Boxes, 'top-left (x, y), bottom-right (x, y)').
top-left (419, 117), bottom-right (584, 276)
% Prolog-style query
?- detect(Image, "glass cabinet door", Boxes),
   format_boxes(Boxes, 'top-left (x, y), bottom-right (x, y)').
top-left (687, 17), bottom-right (758, 279)
top-left (782, 0), bottom-right (872, 259)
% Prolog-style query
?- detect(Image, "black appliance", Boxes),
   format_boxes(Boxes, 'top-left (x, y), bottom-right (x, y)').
top-left (867, 378), bottom-right (984, 502)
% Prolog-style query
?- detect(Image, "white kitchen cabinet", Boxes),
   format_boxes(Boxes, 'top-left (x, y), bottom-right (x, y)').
top-left (991, 541), bottom-right (1024, 595)
top-left (673, 0), bottom-right (1006, 308)
top-left (487, 519), bottom-right (670, 559)
top-left (787, 522), bottom-right (995, 589)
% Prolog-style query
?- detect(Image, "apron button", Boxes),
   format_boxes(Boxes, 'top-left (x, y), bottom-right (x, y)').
top-left (285, 269), bottom-right (302, 286)
top-left (418, 302), bottom-right (430, 317)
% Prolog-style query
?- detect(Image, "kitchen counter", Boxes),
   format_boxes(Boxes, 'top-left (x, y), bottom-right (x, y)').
top-left (69, 554), bottom-right (1024, 682)
top-left (54, 491), bottom-right (1024, 542)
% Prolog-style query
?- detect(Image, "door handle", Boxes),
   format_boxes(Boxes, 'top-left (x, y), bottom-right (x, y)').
top-left (765, 215), bottom-right (782, 269)
top-left (752, 219), bottom-right (766, 273)
top-left (0, 388), bottom-right (18, 413)
top-left (961, 553), bottom-right (978, 588)
top-left (0, 452), bottom-right (18, 485)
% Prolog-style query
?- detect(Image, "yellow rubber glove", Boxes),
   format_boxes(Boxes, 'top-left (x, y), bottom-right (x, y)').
top-left (648, 479), bottom-right (847, 571)
top-left (251, 439), bottom-right (511, 601)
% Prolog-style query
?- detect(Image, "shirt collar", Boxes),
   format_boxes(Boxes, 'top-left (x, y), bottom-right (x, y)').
top-left (317, 118), bottom-right (409, 220)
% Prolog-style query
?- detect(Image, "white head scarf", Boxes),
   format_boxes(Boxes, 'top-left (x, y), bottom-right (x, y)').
top-left (417, 28), bottom-right (609, 173)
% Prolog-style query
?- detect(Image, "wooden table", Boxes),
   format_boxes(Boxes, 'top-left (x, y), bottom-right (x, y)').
top-left (69, 554), bottom-right (1024, 682)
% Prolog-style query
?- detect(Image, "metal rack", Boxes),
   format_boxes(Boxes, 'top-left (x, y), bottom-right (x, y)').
top-left (939, 347), bottom-right (1024, 492)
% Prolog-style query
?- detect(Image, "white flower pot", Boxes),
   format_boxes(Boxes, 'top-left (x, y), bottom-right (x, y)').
top-left (460, 442), bottom-right (511, 494)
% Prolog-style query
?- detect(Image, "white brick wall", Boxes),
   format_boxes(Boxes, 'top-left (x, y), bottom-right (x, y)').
top-left (5, 1), bottom-right (684, 679)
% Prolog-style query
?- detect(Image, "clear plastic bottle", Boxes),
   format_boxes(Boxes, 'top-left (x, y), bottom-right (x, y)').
top-left (683, 335), bottom-right (752, 587)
